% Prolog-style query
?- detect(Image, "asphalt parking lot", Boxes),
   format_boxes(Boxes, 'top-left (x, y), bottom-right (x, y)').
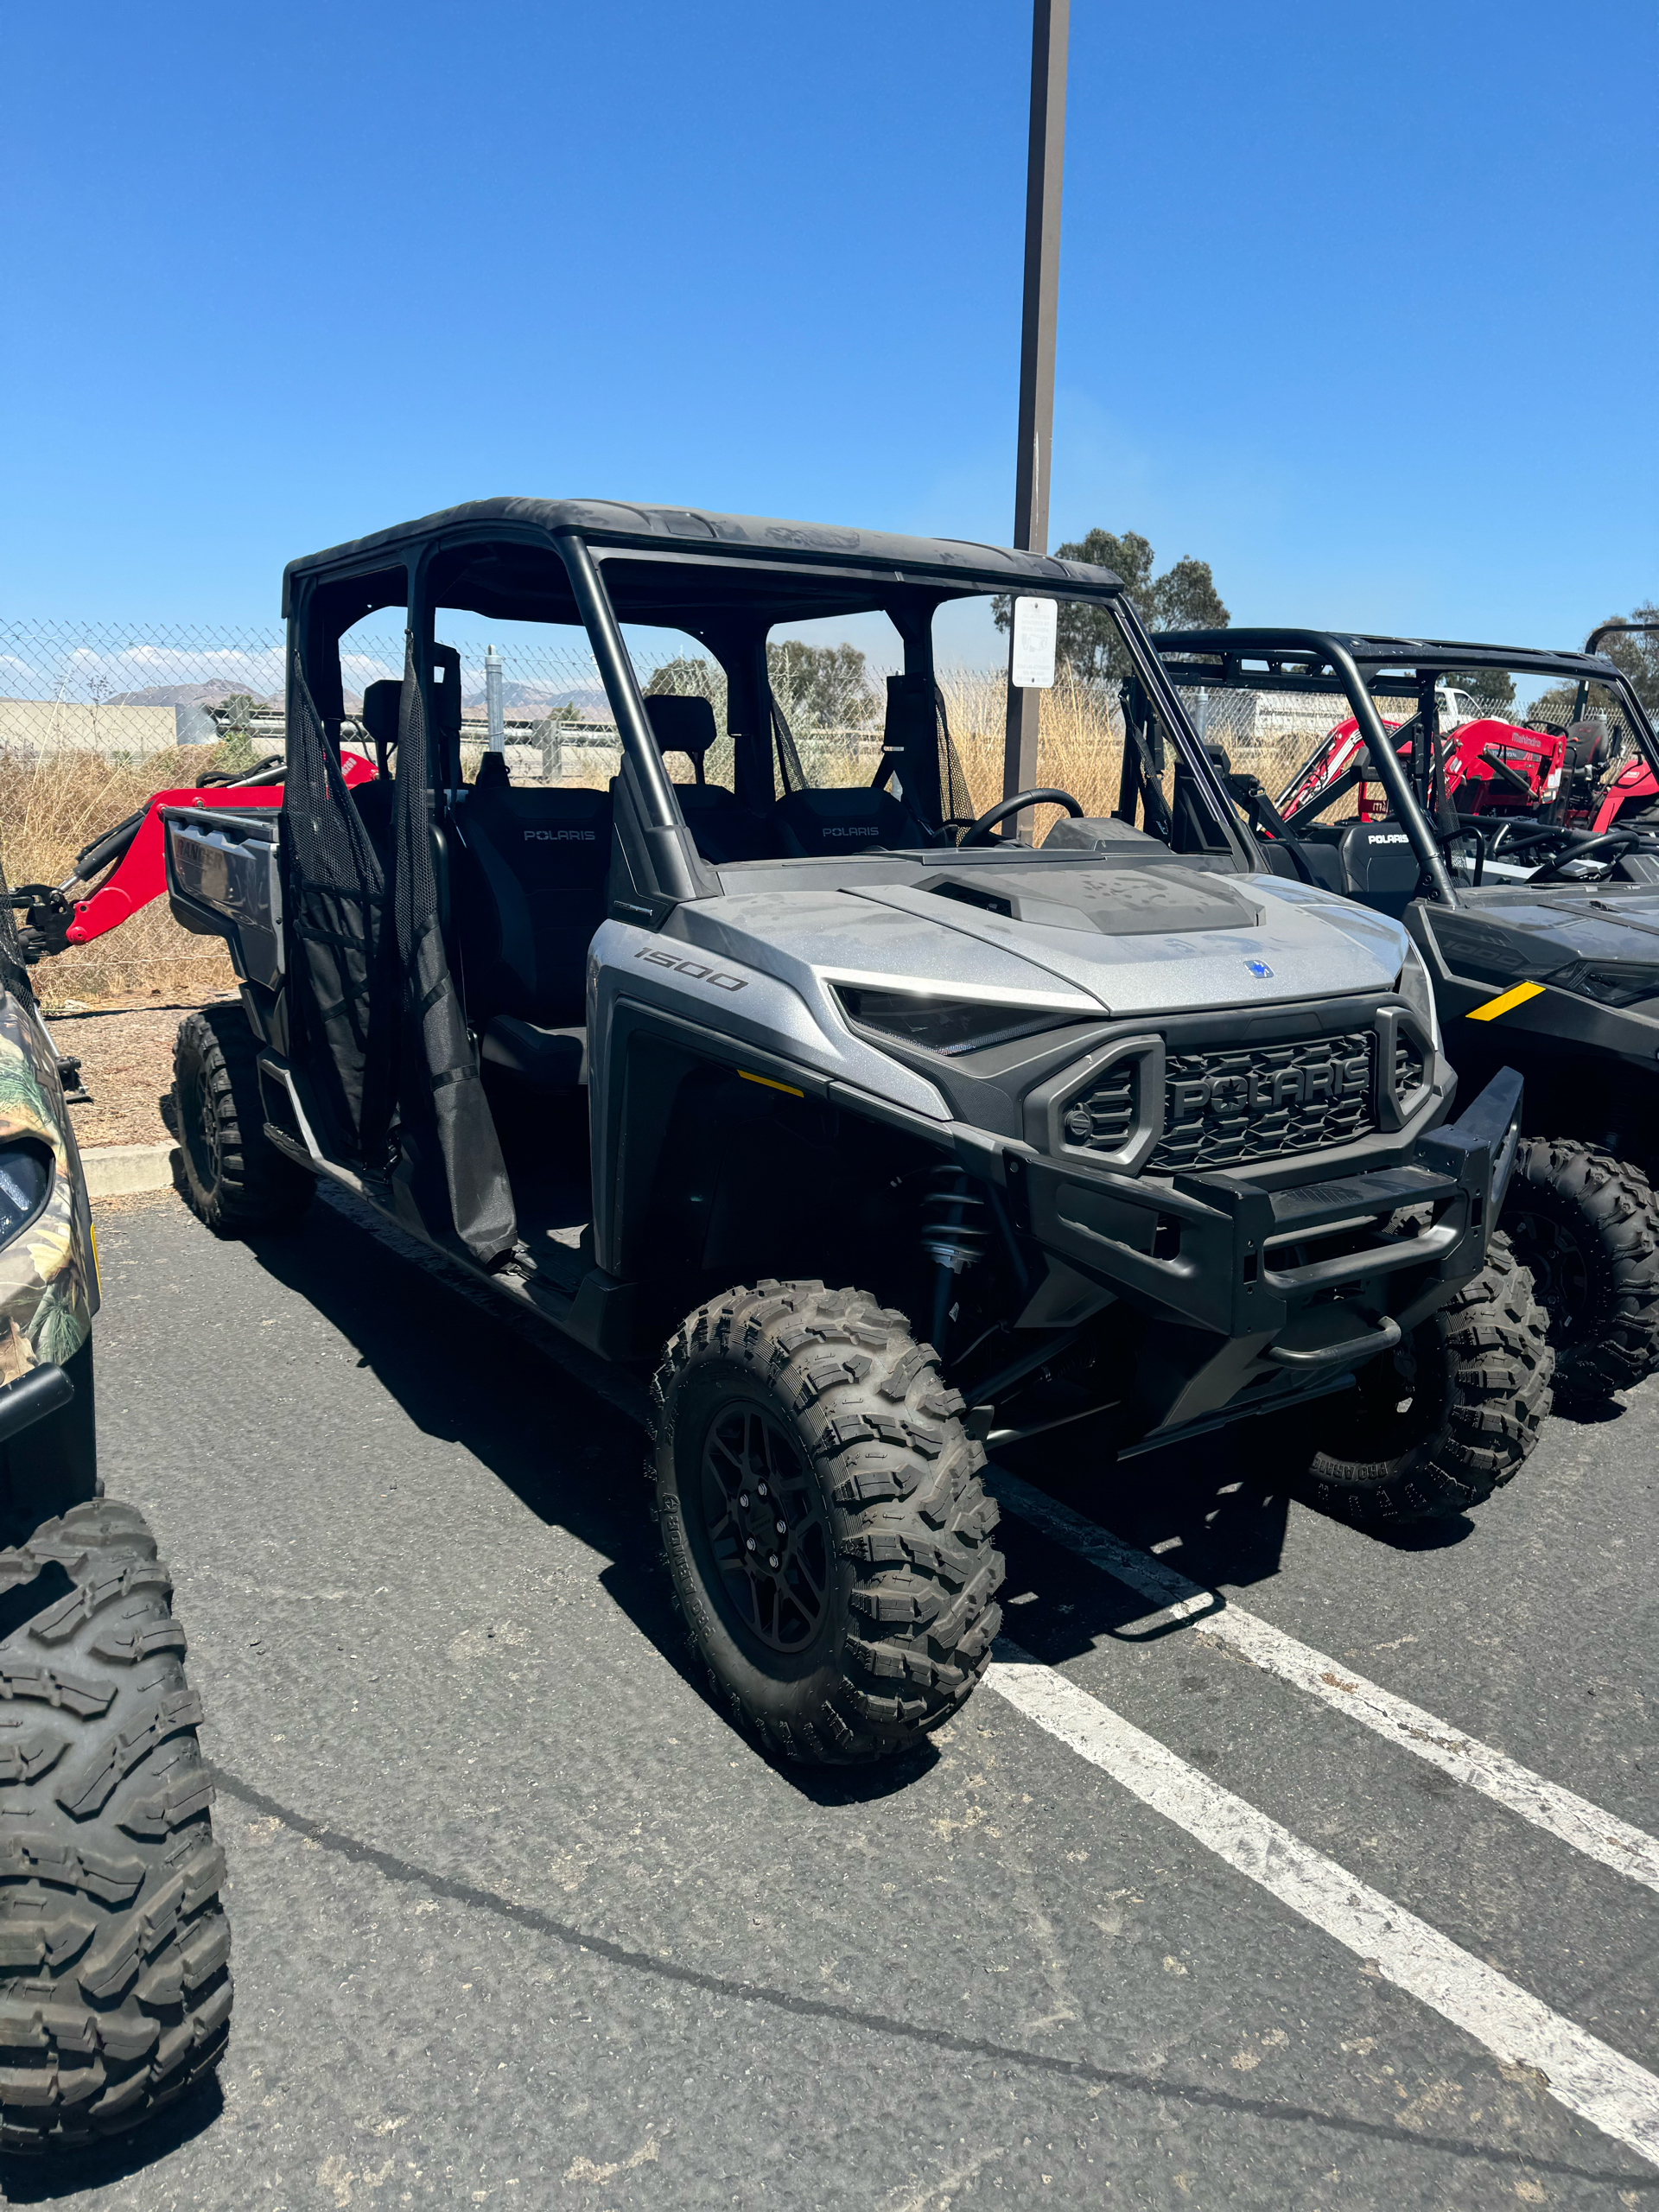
top-left (14, 1185), bottom-right (1657, 2210)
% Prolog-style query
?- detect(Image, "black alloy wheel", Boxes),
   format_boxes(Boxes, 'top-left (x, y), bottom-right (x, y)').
top-left (649, 1281), bottom-right (1005, 1763)
top-left (698, 1402), bottom-right (830, 1655)
top-left (1503, 1204), bottom-right (1591, 1339)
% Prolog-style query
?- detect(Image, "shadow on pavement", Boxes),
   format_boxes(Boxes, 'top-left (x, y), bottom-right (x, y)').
top-left (0, 2080), bottom-right (223, 2202)
top-left (234, 1191), bottom-right (1484, 1783)
top-left (993, 1397), bottom-right (1480, 1666)
top-left (238, 1196), bottom-right (946, 1805)
top-left (239, 1195), bottom-right (700, 1680)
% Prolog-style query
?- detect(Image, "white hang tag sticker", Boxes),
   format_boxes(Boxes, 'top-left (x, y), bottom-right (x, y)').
top-left (1010, 596), bottom-right (1058, 689)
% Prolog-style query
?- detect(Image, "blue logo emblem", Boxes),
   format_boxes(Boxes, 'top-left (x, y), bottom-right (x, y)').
top-left (1245, 960), bottom-right (1273, 979)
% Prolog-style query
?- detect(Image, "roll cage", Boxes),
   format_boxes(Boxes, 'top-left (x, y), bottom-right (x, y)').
top-left (282, 498), bottom-right (1259, 893)
top-left (1155, 626), bottom-right (1659, 900)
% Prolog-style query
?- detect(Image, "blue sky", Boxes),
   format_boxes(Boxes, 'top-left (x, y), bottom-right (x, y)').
top-left (4, 0), bottom-right (1654, 658)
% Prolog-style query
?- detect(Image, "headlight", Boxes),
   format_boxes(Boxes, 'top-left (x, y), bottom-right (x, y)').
top-left (833, 985), bottom-right (1089, 1058)
top-left (0, 1145), bottom-right (52, 1246)
top-left (1395, 940), bottom-right (1442, 1052)
top-left (1547, 959), bottom-right (1659, 1009)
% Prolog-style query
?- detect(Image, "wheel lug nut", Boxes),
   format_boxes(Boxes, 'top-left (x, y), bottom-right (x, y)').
top-left (746, 1537), bottom-right (756, 1551)
top-left (738, 1492), bottom-right (749, 1508)
top-left (775, 1518), bottom-right (786, 1534)
top-left (757, 1483), bottom-right (768, 1497)
top-left (768, 1553), bottom-right (780, 1569)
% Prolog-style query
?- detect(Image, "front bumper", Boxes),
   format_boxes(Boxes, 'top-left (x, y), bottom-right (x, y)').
top-left (1017, 1066), bottom-right (1523, 1433)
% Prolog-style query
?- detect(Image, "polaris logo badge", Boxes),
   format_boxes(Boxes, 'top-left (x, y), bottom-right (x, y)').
top-left (1367, 832), bottom-right (1409, 845)
top-left (1245, 960), bottom-right (1273, 978)
top-left (820, 826), bottom-right (878, 840)
top-left (524, 829), bottom-right (596, 842)
top-left (633, 946), bottom-right (747, 991)
top-left (1170, 1055), bottom-right (1370, 1123)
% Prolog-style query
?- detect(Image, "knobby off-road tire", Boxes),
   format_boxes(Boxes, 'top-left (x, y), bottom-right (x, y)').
top-left (1299, 1232), bottom-right (1553, 1526)
top-left (0, 1499), bottom-right (230, 2152)
top-left (174, 1007), bottom-right (313, 1235)
top-left (649, 1281), bottom-right (1005, 1764)
top-left (1503, 1139), bottom-right (1659, 1402)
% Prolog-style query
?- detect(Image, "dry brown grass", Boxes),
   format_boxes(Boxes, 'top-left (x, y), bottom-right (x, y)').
top-left (941, 670), bottom-right (1338, 835)
top-left (0, 746), bottom-right (235, 1005)
top-left (0, 689), bottom-right (1346, 1009)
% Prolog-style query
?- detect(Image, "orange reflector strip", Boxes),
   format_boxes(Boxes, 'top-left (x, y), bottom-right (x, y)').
top-left (1465, 980), bottom-right (1547, 1022)
top-left (738, 1069), bottom-right (804, 1096)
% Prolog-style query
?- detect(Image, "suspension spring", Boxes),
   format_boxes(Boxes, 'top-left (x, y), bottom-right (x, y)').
top-left (920, 1166), bottom-right (989, 1277)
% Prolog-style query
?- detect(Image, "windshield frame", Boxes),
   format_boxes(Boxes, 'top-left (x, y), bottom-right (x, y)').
top-left (569, 532), bottom-right (1261, 882)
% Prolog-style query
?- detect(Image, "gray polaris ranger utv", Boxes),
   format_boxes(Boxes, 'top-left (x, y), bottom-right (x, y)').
top-left (165, 500), bottom-right (1548, 1767)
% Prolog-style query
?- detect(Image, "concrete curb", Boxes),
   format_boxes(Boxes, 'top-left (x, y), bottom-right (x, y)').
top-left (80, 1143), bottom-right (179, 1198)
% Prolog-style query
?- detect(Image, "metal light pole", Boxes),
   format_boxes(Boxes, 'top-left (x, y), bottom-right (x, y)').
top-left (1001, 0), bottom-right (1070, 821)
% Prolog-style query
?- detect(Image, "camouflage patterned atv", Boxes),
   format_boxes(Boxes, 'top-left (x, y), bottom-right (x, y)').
top-left (0, 887), bottom-right (230, 2152)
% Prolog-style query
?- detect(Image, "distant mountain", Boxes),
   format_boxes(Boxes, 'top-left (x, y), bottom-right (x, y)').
top-left (108, 679), bottom-right (276, 708)
top-left (459, 680), bottom-right (610, 720)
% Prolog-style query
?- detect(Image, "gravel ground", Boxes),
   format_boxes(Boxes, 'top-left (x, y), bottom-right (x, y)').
top-left (41, 998), bottom-right (224, 1147)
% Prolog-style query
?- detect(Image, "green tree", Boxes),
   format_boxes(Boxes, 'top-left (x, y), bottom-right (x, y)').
top-left (995, 529), bottom-right (1230, 683)
top-left (1521, 602), bottom-right (1659, 730)
top-left (766, 640), bottom-right (877, 728)
top-left (1443, 669), bottom-right (1516, 714)
top-left (645, 642), bottom-right (880, 730)
top-left (1592, 602), bottom-right (1659, 717)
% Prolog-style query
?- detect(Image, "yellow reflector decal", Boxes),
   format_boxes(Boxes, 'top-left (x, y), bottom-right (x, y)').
top-left (1465, 980), bottom-right (1547, 1022)
top-left (738, 1069), bottom-right (804, 1097)
top-left (88, 1218), bottom-right (101, 1298)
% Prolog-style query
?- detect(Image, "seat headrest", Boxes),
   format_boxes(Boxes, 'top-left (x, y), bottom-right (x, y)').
top-left (645, 694), bottom-right (717, 761)
top-left (1567, 719), bottom-right (1609, 770)
top-left (474, 749), bottom-right (510, 790)
top-left (362, 679), bottom-right (403, 752)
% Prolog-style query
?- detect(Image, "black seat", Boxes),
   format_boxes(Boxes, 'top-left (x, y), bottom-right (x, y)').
top-left (770, 785), bottom-right (922, 857)
top-left (454, 783), bottom-right (613, 1028)
top-left (1337, 820), bottom-right (1422, 918)
top-left (480, 1014), bottom-right (587, 1087)
top-left (643, 695), bottom-right (773, 864)
top-left (473, 749), bottom-right (510, 791)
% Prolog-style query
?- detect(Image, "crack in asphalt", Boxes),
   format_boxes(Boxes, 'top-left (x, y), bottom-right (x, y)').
top-left (208, 1763), bottom-right (1659, 2189)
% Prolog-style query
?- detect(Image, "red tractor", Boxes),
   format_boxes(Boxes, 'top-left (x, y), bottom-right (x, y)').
top-left (1278, 672), bottom-right (1658, 842)
top-left (9, 748), bottom-right (377, 963)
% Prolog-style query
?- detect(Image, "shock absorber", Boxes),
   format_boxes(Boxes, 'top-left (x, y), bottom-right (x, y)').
top-left (920, 1165), bottom-right (988, 1353)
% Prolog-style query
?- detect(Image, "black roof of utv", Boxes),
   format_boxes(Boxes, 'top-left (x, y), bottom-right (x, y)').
top-left (281, 498), bottom-right (1127, 622)
top-left (1155, 627), bottom-right (1626, 690)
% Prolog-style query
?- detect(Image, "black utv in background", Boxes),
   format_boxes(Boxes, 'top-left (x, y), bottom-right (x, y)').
top-left (1156, 626), bottom-right (1659, 1402)
top-left (168, 500), bottom-right (1548, 1767)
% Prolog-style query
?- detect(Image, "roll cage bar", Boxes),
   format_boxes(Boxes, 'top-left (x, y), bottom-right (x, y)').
top-left (281, 499), bottom-right (1260, 895)
top-left (1155, 626), bottom-right (1659, 911)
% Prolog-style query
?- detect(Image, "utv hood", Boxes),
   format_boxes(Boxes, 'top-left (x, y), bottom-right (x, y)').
top-left (681, 863), bottom-right (1409, 1020)
top-left (1424, 883), bottom-right (1659, 986)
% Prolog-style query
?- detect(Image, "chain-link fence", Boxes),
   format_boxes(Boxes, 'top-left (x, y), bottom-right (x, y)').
top-left (15, 618), bottom-right (1616, 1007)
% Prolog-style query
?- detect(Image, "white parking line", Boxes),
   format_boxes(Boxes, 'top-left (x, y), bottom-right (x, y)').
top-left (989, 1469), bottom-right (1659, 1896)
top-left (986, 1646), bottom-right (1659, 2169)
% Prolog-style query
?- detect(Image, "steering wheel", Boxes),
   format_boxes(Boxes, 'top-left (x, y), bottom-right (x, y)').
top-left (958, 787), bottom-right (1085, 848)
top-left (1481, 819), bottom-right (1565, 856)
top-left (1529, 829), bottom-right (1659, 884)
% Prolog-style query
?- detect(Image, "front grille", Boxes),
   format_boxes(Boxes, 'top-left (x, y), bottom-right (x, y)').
top-left (1061, 1030), bottom-right (1379, 1170)
top-left (1154, 1033), bottom-right (1376, 1169)
top-left (1394, 1033), bottom-right (1426, 1109)
top-left (1062, 1065), bottom-right (1135, 1152)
